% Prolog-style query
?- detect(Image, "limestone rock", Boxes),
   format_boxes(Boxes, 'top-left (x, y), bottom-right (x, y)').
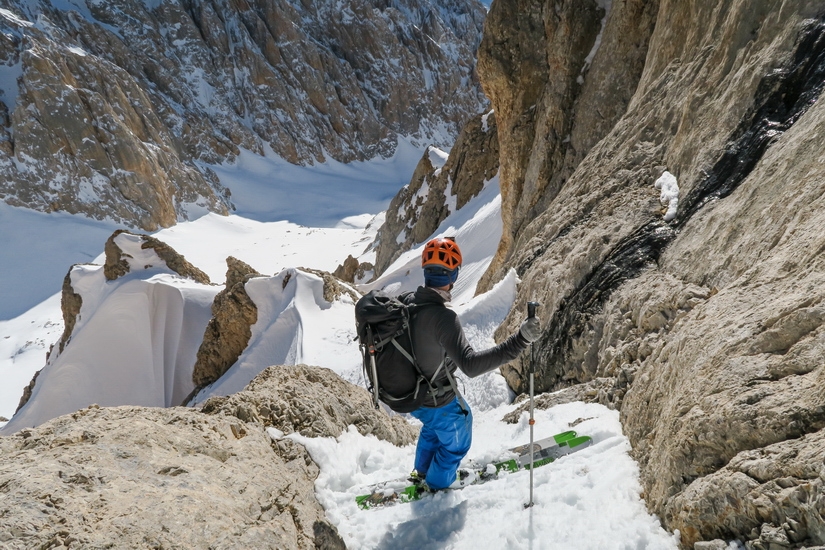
top-left (0, 0), bottom-right (487, 230)
top-left (476, 0), bottom-right (658, 292)
top-left (298, 267), bottom-right (360, 304)
top-left (620, 28), bottom-right (825, 545)
top-left (501, 378), bottom-right (616, 424)
top-left (190, 257), bottom-right (262, 395)
top-left (374, 147), bottom-right (442, 275)
top-left (0, 404), bottom-right (344, 550)
top-left (333, 254), bottom-right (374, 285)
top-left (666, 430), bottom-right (825, 548)
top-left (56, 266), bottom-right (83, 356)
top-left (13, 369), bottom-right (39, 415)
top-left (0, 11), bottom-right (230, 231)
top-left (103, 229), bottom-right (211, 284)
top-left (0, 362), bottom-right (413, 548)
top-left (200, 364), bottom-right (417, 446)
top-left (373, 110), bottom-right (499, 276)
top-left (474, 0), bottom-right (825, 546)
top-left (333, 254), bottom-right (361, 283)
top-left (500, 269), bottom-right (712, 397)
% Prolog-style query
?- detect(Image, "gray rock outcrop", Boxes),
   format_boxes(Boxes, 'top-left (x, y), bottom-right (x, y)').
top-left (666, 430), bottom-right (825, 547)
top-left (190, 256), bottom-right (262, 395)
top-left (0, 363), bottom-right (412, 549)
top-left (0, 404), bottom-right (345, 550)
top-left (298, 267), bottom-right (360, 304)
top-left (0, 0), bottom-right (487, 230)
top-left (0, 10), bottom-right (231, 231)
top-left (103, 229), bottom-right (211, 283)
top-left (201, 364), bottom-right (417, 446)
top-left (56, 267), bottom-right (84, 356)
top-left (476, 0), bottom-right (658, 293)
top-left (333, 254), bottom-right (374, 284)
top-left (469, 0), bottom-right (825, 547)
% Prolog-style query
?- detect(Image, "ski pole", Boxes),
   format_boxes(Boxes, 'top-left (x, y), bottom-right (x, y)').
top-left (525, 301), bottom-right (539, 509)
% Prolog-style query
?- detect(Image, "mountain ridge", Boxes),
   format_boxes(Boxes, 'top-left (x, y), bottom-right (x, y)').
top-left (0, 0), bottom-right (487, 230)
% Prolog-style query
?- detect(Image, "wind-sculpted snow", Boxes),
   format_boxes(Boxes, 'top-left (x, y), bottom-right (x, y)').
top-left (1, 264), bottom-right (219, 434)
top-left (190, 268), bottom-right (363, 405)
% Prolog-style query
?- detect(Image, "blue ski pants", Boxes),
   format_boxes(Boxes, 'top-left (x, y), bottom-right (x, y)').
top-left (410, 397), bottom-right (473, 490)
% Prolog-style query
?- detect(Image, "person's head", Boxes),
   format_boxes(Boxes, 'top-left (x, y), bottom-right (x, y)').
top-left (421, 237), bottom-right (462, 289)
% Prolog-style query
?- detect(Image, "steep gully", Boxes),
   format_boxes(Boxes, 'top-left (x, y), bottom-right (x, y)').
top-left (524, 16), bottom-right (825, 393)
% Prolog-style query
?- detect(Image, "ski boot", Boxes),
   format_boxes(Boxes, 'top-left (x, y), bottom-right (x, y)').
top-left (449, 468), bottom-right (478, 489)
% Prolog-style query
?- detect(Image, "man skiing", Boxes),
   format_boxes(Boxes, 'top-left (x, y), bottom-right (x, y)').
top-left (407, 237), bottom-right (541, 491)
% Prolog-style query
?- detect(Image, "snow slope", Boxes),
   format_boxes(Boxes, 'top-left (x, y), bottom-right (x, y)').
top-left (293, 402), bottom-right (679, 550)
top-left (361, 174), bottom-right (503, 306)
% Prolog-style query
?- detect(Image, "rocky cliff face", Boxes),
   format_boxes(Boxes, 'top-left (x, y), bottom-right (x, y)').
top-left (472, 0), bottom-right (825, 547)
top-left (371, 109), bottom-right (499, 276)
top-left (0, 364), bottom-right (411, 550)
top-left (0, 0), bottom-right (487, 230)
top-left (475, 0), bottom-right (658, 293)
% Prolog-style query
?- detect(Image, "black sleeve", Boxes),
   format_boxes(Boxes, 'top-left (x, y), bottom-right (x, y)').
top-left (434, 309), bottom-right (529, 378)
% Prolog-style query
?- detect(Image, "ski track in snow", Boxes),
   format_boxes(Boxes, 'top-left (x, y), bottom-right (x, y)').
top-left (291, 402), bottom-right (679, 550)
top-left (0, 145), bottom-right (681, 548)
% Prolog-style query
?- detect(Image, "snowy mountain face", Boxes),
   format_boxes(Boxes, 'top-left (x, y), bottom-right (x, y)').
top-left (0, 0), bottom-right (487, 230)
top-left (5, 0), bottom-right (825, 546)
top-left (370, 109), bottom-right (499, 277)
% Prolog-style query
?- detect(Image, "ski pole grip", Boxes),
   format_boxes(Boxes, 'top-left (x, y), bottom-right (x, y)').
top-left (527, 301), bottom-right (539, 319)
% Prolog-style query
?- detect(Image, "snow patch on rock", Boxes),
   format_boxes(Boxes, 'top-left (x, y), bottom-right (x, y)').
top-left (654, 170), bottom-right (680, 222)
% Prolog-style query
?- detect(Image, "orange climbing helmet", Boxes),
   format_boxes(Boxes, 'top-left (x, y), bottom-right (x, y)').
top-left (421, 237), bottom-right (462, 270)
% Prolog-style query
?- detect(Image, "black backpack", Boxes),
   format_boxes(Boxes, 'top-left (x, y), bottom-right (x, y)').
top-left (354, 290), bottom-right (439, 413)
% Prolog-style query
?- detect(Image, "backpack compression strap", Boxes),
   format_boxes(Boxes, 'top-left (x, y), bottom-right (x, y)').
top-left (427, 354), bottom-right (469, 414)
top-left (384, 315), bottom-right (459, 410)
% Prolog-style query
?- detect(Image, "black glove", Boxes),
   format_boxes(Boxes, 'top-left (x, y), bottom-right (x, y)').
top-left (519, 317), bottom-right (541, 343)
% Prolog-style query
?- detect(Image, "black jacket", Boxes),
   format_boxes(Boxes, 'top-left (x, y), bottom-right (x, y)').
top-left (408, 286), bottom-right (529, 408)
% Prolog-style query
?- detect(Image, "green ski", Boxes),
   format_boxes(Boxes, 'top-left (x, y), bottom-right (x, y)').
top-left (355, 431), bottom-right (592, 510)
